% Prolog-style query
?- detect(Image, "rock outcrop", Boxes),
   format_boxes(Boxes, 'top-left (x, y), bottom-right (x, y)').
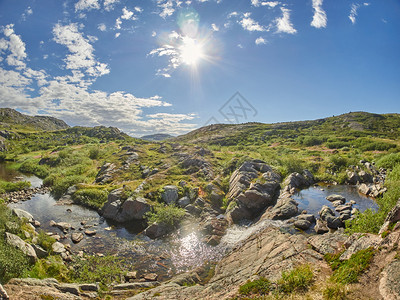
top-left (226, 160), bottom-right (281, 224)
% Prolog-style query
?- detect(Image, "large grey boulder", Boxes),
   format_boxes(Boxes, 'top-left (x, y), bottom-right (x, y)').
top-left (11, 208), bottom-right (34, 223)
top-left (379, 198), bottom-right (400, 235)
top-left (294, 219), bottom-right (311, 230)
top-left (283, 170), bottom-right (314, 192)
top-left (379, 260), bottom-right (400, 300)
top-left (347, 171), bottom-right (360, 185)
top-left (358, 170), bottom-right (373, 183)
top-left (116, 197), bottom-right (151, 222)
top-left (5, 232), bottom-right (37, 262)
top-left (162, 185), bottom-right (179, 204)
top-left (326, 194), bottom-right (346, 203)
top-left (263, 197), bottom-right (299, 220)
top-left (101, 188), bottom-right (124, 218)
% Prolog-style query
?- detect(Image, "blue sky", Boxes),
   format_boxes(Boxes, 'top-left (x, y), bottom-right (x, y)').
top-left (0, 0), bottom-right (399, 136)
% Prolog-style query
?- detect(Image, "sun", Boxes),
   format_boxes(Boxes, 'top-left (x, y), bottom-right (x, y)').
top-left (180, 37), bottom-right (204, 66)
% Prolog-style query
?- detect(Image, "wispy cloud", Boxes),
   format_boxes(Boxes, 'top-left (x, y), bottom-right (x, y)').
top-left (98, 23), bottom-right (106, 32)
top-left (211, 24), bottom-right (219, 31)
top-left (104, 0), bottom-right (120, 11)
top-left (349, 3), bottom-right (370, 24)
top-left (52, 23), bottom-right (110, 78)
top-left (275, 7), bottom-right (297, 34)
top-left (311, 0), bottom-right (327, 28)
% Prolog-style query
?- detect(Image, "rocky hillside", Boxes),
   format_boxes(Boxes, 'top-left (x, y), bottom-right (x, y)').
top-left (0, 108), bottom-right (69, 131)
top-left (173, 112), bottom-right (400, 145)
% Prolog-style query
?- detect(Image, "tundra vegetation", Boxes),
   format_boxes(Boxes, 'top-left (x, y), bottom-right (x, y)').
top-left (0, 109), bottom-right (400, 298)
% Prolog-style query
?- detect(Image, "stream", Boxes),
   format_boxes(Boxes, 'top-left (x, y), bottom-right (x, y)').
top-left (1, 163), bottom-right (379, 280)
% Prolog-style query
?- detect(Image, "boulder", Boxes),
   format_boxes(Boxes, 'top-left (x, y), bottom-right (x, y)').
top-left (308, 230), bottom-right (348, 254)
top-left (101, 188), bottom-right (124, 218)
top-left (59, 283), bottom-right (80, 295)
top-left (314, 219), bottom-right (329, 234)
top-left (71, 232), bottom-right (84, 243)
top-left (294, 219), bottom-right (312, 230)
top-left (297, 214), bottom-right (316, 223)
top-left (5, 232), bottom-right (37, 262)
top-left (116, 197), bottom-right (150, 222)
top-left (227, 204), bottom-right (252, 224)
top-left (326, 216), bottom-right (343, 229)
top-left (84, 230), bottom-right (96, 236)
top-left (177, 196), bottom-right (191, 208)
top-left (358, 170), bottom-right (373, 183)
top-left (51, 242), bottom-right (66, 254)
top-left (144, 222), bottom-right (171, 239)
top-left (326, 194), bottom-right (346, 203)
top-left (339, 234), bottom-right (381, 260)
top-left (11, 208), bottom-right (34, 223)
top-left (32, 244), bottom-right (48, 258)
top-left (347, 171), bottom-right (360, 185)
top-left (359, 183), bottom-right (371, 195)
top-left (319, 205), bottom-right (335, 221)
top-left (283, 172), bottom-right (308, 191)
top-left (185, 204), bottom-right (201, 217)
top-left (263, 197), bottom-right (299, 220)
top-left (379, 260), bottom-right (400, 300)
top-left (144, 273), bottom-right (158, 281)
top-left (161, 185), bottom-right (179, 204)
top-left (379, 198), bottom-right (400, 235)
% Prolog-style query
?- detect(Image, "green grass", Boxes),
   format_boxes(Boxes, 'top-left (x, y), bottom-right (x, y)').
top-left (239, 277), bottom-right (271, 296)
top-left (323, 283), bottom-right (348, 300)
top-left (25, 256), bottom-right (70, 282)
top-left (325, 248), bottom-right (375, 284)
top-left (0, 179), bottom-right (30, 194)
top-left (277, 264), bottom-right (314, 294)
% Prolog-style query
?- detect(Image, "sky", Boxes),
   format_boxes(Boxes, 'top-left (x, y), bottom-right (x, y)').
top-left (0, 0), bottom-right (399, 137)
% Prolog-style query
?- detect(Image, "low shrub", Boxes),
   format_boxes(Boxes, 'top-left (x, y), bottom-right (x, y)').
top-left (0, 238), bottom-right (31, 283)
top-left (145, 204), bottom-right (186, 227)
top-left (72, 188), bottom-right (108, 210)
top-left (0, 179), bottom-right (30, 194)
top-left (51, 175), bottom-right (88, 199)
top-left (239, 277), bottom-right (271, 296)
top-left (376, 152), bottom-right (400, 169)
top-left (25, 256), bottom-right (70, 282)
top-left (18, 160), bottom-right (49, 178)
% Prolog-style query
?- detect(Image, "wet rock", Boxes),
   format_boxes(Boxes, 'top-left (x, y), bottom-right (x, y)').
top-left (358, 170), bottom-right (373, 183)
top-left (161, 185), bottom-right (179, 204)
top-left (84, 230), bottom-right (96, 236)
top-left (117, 197), bottom-right (151, 222)
top-left (294, 219), bottom-right (311, 230)
top-left (359, 183), bottom-right (371, 195)
top-left (319, 205), bottom-right (335, 220)
top-left (144, 222), bottom-right (170, 239)
top-left (335, 203), bottom-right (352, 213)
top-left (326, 216), bottom-right (343, 229)
top-left (283, 170), bottom-right (314, 193)
top-left (326, 194), bottom-right (346, 203)
top-left (52, 242), bottom-right (66, 254)
top-left (125, 271), bottom-right (138, 281)
top-left (297, 214), bottom-right (316, 223)
top-left (227, 204), bottom-right (252, 224)
top-left (52, 222), bottom-right (72, 232)
top-left (71, 232), bottom-right (84, 243)
top-left (5, 232), bottom-right (37, 262)
top-left (347, 171), bottom-right (360, 185)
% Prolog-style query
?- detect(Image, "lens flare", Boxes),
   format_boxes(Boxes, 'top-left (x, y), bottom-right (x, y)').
top-left (180, 37), bottom-right (204, 66)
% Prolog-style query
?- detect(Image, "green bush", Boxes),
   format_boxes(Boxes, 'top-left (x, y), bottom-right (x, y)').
top-left (239, 277), bottom-right (271, 296)
top-left (18, 160), bottom-right (49, 178)
top-left (72, 188), bottom-right (108, 210)
top-left (376, 152), bottom-right (400, 169)
top-left (25, 256), bottom-right (70, 282)
top-left (36, 230), bottom-right (56, 252)
top-left (88, 146), bottom-right (101, 160)
top-left (52, 175), bottom-right (88, 199)
top-left (0, 238), bottom-right (31, 283)
top-left (277, 264), bottom-right (314, 294)
top-left (145, 204), bottom-right (186, 227)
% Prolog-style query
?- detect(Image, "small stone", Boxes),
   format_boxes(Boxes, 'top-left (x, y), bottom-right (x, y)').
top-left (84, 230), bottom-right (96, 236)
top-left (144, 273), bottom-right (158, 281)
top-left (71, 232), bottom-right (84, 243)
top-left (125, 271), bottom-right (138, 280)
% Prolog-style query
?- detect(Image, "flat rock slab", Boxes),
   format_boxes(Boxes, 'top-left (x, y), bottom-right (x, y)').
top-left (380, 260), bottom-right (400, 300)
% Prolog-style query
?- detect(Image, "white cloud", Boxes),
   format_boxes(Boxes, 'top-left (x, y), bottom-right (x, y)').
top-left (22, 6), bottom-right (33, 20)
top-left (104, 0), bottom-right (120, 11)
top-left (98, 23), bottom-right (106, 31)
top-left (52, 23), bottom-right (110, 78)
top-left (115, 18), bottom-right (122, 29)
top-left (134, 7), bottom-right (143, 13)
top-left (75, 0), bottom-right (100, 12)
top-left (275, 7), bottom-right (297, 34)
top-left (121, 7), bottom-right (136, 20)
top-left (115, 32), bottom-right (120, 38)
top-left (255, 36), bottom-right (267, 45)
top-left (0, 24), bottom-right (27, 69)
top-left (211, 24), bottom-right (219, 31)
top-left (311, 0), bottom-right (327, 28)
top-left (251, 0), bottom-right (279, 8)
top-left (152, 31), bottom-right (157, 37)
top-left (157, 0), bottom-right (179, 18)
top-left (240, 13), bottom-right (266, 32)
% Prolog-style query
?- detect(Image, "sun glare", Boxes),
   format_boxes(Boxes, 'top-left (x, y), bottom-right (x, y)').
top-left (180, 37), bottom-right (204, 66)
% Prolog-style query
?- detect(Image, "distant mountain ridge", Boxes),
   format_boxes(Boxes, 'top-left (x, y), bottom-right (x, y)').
top-left (140, 133), bottom-right (173, 141)
top-left (0, 108), bottom-right (69, 131)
